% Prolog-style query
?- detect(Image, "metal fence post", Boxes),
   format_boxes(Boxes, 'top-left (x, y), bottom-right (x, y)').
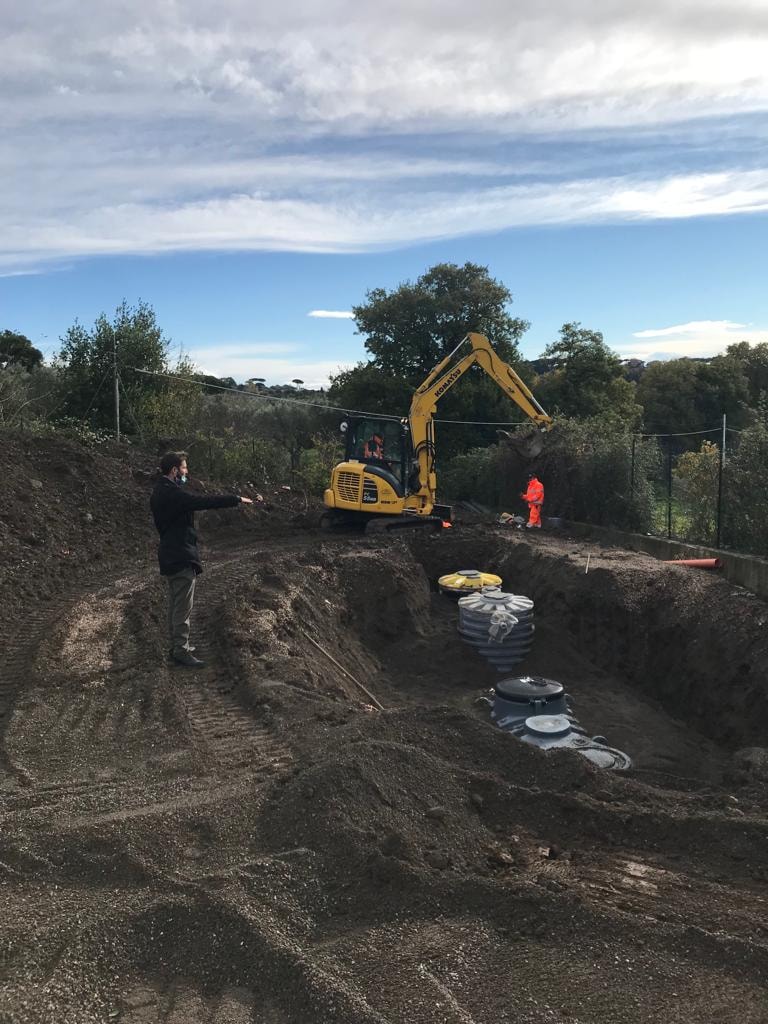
top-left (716, 413), bottom-right (726, 548)
top-left (667, 440), bottom-right (673, 539)
top-left (630, 435), bottom-right (636, 494)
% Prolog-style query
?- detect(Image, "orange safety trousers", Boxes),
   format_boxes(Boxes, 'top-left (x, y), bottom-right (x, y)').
top-left (527, 502), bottom-right (542, 527)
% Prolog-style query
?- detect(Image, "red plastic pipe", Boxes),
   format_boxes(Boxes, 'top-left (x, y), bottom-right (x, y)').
top-left (663, 558), bottom-right (722, 569)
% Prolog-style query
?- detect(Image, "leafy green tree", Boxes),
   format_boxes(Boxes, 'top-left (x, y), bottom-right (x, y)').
top-left (674, 440), bottom-right (720, 544)
top-left (637, 357), bottom-right (750, 436)
top-left (192, 372), bottom-right (237, 394)
top-left (724, 401), bottom-right (768, 553)
top-left (0, 330), bottom-right (44, 371)
top-left (439, 415), bottom-right (658, 533)
top-left (251, 403), bottom-right (330, 475)
top-left (332, 263), bottom-right (534, 457)
top-left (140, 355), bottom-right (204, 438)
top-left (328, 362), bottom-right (412, 417)
top-left (719, 342), bottom-right (768, 408)
top-left (534, 323), bottom-right (642, 425)
top-left (296, 431), bottom-right (345, 497)
top-left (54, 300), bottom-right (169, 431)
top-left (353, 262), bottom-right (528, 379)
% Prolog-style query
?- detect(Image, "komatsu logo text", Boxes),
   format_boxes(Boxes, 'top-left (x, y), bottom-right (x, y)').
top-left (434, 367), bottom-right (462, 397)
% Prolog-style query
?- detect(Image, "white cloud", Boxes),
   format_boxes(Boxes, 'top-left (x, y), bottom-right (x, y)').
top-left (5, 2), bottom-right (768, 130)
top-left (619, 319), bottom-right (768, 359)
top-left (185, 342), bottom-right (301, 357)
top-left (633, 320), bottom-right (747, 339)
top-left (5, 169), bottom-right (768, 270)
top-left (307, 310), bottom-right (354, 319)
top-left (185, 348), bottom-right (352, 388)
top-left (3, 1), bottom-right (768, 269)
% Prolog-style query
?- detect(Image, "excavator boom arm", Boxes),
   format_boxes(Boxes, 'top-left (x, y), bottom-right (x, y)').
top-left (407, 332), bottom-right (552, 511)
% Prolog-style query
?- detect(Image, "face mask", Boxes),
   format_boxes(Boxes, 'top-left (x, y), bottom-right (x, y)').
top-left (175, 473), bottom-right (187, 485)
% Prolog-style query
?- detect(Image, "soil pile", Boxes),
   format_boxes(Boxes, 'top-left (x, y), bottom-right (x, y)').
top-left (0, 432), bottom-right (307, 614)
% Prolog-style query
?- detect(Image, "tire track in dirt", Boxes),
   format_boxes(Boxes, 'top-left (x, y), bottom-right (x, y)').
top-left (172, 551), bottom-right (294, 771)
top-left (119, 980), bottom-right (285, 1023)
top-left (0, 541), bottom-right (326, 791)
top-left (170, 535), bottom-right (378, 770)
top-left (0, 611), bottom-right (46, 783)
top-left (0, 575), bottom-right (142, 785)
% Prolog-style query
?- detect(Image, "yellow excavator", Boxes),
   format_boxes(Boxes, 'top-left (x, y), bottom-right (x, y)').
top-left (322, 332), bottom-right (553, 534)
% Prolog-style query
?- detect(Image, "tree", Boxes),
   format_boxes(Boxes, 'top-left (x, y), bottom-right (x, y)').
top-left (674, 441), bottom-right (720, 543)
top-left (439, 416), bottom-right (659, 533)
top-left (328, 362), bottom-right (413, 418)
top-left (0, 364), bottom-right (57, 426)
top-left (251, 403), bottom-right (326, 474)
top-left (140, 354), bottom-right (204, 438)
top-left (719, 342), bottom-right (768, 408)
top-left (0, 330), bottom-right (44, 371)
top-left (724, 401), bottom-right (768, 553)
top-left (637, 357), bottom-right (750, 436)
top-left (54, 300), bottom-right (169, 431)
top-left (534, 323), bottom-right (642, 425)
top-left (192, 372), bottom-right (237, 394)
top-left (353, 262), bottom-right (529, 379)
top-left (331, 263), bottom-right (533, 458)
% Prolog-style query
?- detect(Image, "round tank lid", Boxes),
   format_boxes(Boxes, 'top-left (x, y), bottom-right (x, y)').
top-left (458, 590), bottom-right (533, 612)
top-left (496, 676), bottom-right (564, 702)
top-left (439, 569), bottom-right (502, 593)
top-left (524, 714), bottom-right (571, 737)
top-left (579, 745), bottom-right (632, 771)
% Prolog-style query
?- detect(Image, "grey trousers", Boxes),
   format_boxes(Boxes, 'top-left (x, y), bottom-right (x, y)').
top-left (166, 567), bottom-right (196, 655)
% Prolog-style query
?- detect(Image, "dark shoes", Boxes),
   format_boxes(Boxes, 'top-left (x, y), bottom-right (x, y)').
top-left (171, 650), bottom-right (206, 669)
top-left (168, 645), bottom-right (196, 656)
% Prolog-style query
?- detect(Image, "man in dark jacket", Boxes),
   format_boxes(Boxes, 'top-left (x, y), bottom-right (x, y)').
top-left (150, 451), bottom-right (254, 668)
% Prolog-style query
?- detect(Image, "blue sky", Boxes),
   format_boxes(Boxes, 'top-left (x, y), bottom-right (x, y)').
top-left (2, 1), bottom-right (768, 386)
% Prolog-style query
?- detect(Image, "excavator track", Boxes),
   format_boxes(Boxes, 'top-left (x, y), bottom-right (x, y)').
top-left (364, 514), bottom-right (444, 536)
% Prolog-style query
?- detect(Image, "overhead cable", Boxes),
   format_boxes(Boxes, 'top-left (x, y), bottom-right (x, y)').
top-left (130, 367), bottom-right (402, 422)
top-left (130, 367), bottom-right (533, 427)
top-left (633, 427), bottom-right (722, 438)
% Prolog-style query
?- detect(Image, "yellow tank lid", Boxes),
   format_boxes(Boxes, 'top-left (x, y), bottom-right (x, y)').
top-left (438, 569), bottom-right (502, 595)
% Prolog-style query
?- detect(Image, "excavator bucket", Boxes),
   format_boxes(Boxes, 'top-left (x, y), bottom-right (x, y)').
top-left (496, 426), bottom-right (546, 460)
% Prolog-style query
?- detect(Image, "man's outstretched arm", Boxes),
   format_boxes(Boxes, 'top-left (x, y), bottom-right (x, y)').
top-left (173, 490), bottom-right (255, 512)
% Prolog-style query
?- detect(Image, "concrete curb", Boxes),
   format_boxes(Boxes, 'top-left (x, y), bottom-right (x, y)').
top-left (564, 520), bottom-right (768, 601)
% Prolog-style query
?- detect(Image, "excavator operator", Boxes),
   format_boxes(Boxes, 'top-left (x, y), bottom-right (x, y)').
top-left (521, 472), bottom-right (544, 529)
top-left (363, 432), bottom-right (385, 460)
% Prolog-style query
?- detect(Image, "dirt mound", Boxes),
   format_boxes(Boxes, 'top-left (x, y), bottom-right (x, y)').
top-left (0, 432), bottom-right (309, 617)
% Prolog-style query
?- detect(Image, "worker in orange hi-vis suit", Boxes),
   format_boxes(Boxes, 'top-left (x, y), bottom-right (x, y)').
top-left (521, 473), bottom-right (544, 529)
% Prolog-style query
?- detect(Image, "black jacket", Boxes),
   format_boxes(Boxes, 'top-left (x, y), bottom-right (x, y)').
top-left (150, 477), bottom-right (240, 575)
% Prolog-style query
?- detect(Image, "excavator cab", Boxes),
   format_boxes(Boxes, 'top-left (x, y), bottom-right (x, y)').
top-left (345, 418), bottom-right (408, 486)
top-left (322, 417), bottom-right (422, 530)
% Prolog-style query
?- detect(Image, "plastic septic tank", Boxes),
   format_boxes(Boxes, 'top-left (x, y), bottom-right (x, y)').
top-left (491, 675), bottom-right (569, 730)
top-left (438, 569), bottom-right (502, 597)
top-left (519, 714), bottom-right (632, 771)
top-left (457, 587), bottom-right (534, 671)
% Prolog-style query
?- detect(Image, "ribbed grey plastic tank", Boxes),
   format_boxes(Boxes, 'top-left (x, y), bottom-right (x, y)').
top-left (457, 587), bottom-right (534, 671)
top-left (519, 714), bottom-right (632, 770)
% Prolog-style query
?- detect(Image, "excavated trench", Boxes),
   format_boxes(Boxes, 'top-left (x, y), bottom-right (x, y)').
top-left (2, 526), bottom-right (768, 1024)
